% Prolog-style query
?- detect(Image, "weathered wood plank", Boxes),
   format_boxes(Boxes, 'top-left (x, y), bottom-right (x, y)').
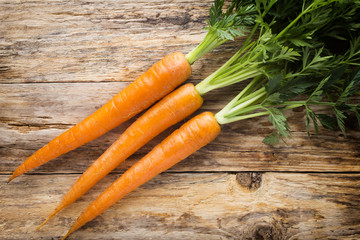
top-left (1, 173), bottom-right (359, 239)
top-left (1, 1), bottom-right (359, 240)
top-left (1, 82), bottom-right (359, 174)
top-left (0, 0), bottom-right (237, 83)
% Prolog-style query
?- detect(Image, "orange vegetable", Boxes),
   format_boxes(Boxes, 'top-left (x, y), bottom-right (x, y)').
top-left (62, 112), bottom-right (220, 239)
top-left (38, 83), bottom-right (203, 228)
top-left (39, 8), bottom-right (260, 225)
top-left (40, 61), bottom-right (258, 226)
top-left (8, 52), bottom-right (191, 182)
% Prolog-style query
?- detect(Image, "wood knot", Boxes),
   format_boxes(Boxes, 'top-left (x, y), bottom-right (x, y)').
top-left (253, 223), bottom-right (282, 240)
top-left (236, 172), bottom-right (263, 192)
top-left (216, 212), bottom-right (285, 239)
top-left (240, 214), bottom-right (285, 240)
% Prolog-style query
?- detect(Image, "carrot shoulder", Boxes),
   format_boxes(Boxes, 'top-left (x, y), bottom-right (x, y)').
top-left (39, 83), bottom-right (203, 227)
top-left (9, 52), bottom-right (191, 182)
top-left (62, 112), bottom-right (220, 239)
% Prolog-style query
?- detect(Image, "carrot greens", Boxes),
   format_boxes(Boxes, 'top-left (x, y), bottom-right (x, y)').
top-left (215, 0), bottom-right (360, 143)
top-left (185, 0), bottom-right (257, 64)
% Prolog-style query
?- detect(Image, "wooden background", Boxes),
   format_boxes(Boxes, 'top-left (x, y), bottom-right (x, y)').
top-left (1, 1), bottom-right (359, 239)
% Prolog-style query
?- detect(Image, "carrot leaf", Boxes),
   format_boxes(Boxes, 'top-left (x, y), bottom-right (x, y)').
top-left (262, 107), bottom-right (291, 144)
top-left (185, 0), bottom-right (257, 65)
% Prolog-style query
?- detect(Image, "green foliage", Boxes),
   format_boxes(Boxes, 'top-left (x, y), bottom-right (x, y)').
top-left (207, 0), bottom-right (257, 40)
top-left (186, 0), bottom-right (258, 65)
top-left (215, 0), bottom-right (360, 145)
top-left (262, 107), bottom-right (291, 145)
top-left (304, 67), bottom-right (360, 136)
top-left (316, 113), bottom-right (337, 130)
top-left (334, 107), bottom-right (347, 134)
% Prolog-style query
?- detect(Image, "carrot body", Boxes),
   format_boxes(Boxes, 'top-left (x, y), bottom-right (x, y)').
top-left (9, 52), bottom-right (191, 182)
top-left (62, 112), bottom-right (221, 239)
top-left (39, 83), bottom-right (203, 227)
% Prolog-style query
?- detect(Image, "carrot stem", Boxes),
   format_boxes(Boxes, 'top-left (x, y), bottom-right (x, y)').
top-left (186, 29), bottom-right (227, 65)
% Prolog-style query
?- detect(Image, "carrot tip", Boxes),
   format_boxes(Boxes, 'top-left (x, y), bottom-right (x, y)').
top-left (7, 176), bottom-right (13, 183)
top-left (61, 231), bottom-right (71, 240)
top-left (7, 171), bottom-right (18, 183)
top-left (36, 219), bottom-right (48, 231)
top-left (37, 208), bottom-right (60, 230)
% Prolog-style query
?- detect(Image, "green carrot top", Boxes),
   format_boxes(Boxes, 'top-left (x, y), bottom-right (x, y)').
top-left (185, 0), bottom-right (257, 65)
top-left (213, 0), bottom-right (360, 145)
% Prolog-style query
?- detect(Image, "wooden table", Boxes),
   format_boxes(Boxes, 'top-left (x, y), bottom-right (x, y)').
top-left (1, 1), bottom-right (359, 239)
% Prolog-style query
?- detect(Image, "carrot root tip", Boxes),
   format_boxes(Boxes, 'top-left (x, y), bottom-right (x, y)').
top-left (37, 208), bottom-right (61, 230)
top-left (7, 176), bottom-right (14, 183)
top-left (61, 231), bottom-right (72, 240)
top-left (36, 220), bottom-right (48, 231)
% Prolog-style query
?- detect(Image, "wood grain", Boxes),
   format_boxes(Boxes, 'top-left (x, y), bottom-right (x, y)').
top-left (1, 173), bottom-right (359, 239)
top-left (0, 0), bottom-right (235, 84)
top-left (1, 0), bottom-right (360, 239)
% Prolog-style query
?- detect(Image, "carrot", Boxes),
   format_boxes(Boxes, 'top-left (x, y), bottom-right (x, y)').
top-left (38, 83), bottom-right (203, 228)
top-left (38, 1), bottom-right (262, 226)
top-left (41, 0), bottom-right (269, 228)
top-left (64, 50), bottom-right (360, 238)
top-left (9, 0), bottom-right (256, 182)
top-left (62, 2), bottom-right (360, 237)
top-left (8, 52), bottom-right (191, 182)
top-left (62, 112), bottom-right (220, 239)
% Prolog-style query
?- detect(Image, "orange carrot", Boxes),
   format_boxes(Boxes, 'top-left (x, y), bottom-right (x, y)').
top-left (8, 52), bottom-right (191, 182)
top-left (39, 3), bottom-right (261, 224)
top-left (62, 112), bottom-right (220, 239)
top-left (38, 83), bottom-right (203, 228)
top-left (10, 0), bottom-right (257, 182)
top-left (40, 35), bottom-right (260, 227)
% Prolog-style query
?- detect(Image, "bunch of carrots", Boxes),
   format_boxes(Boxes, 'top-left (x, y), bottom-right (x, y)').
top-left (8, 0), bottom-right (360, 239)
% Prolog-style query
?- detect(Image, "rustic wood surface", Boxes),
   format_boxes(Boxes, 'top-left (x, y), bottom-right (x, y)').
top-left (0, 0), bottom-right (359, 239)
top-left (1, 173), bottom-right (360, 240)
